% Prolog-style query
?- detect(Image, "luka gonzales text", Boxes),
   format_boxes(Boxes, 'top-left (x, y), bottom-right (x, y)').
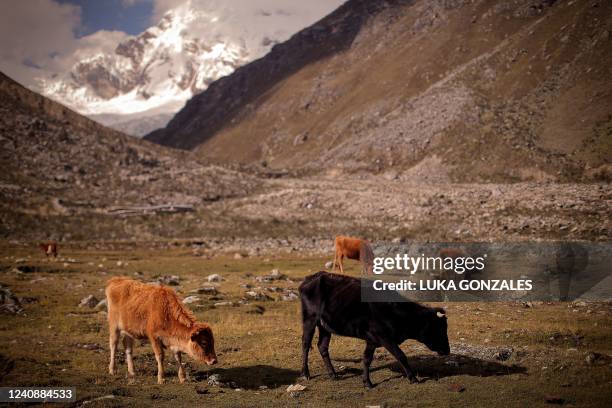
top-left (372, 279), bottom-right (533, 291)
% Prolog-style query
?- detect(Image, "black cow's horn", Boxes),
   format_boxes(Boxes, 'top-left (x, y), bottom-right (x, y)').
top-left (436, 311), bottom-right (445, 318)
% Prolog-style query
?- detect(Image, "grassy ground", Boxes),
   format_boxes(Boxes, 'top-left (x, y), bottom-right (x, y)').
top-left (0, 242), bottom-right (610, 407)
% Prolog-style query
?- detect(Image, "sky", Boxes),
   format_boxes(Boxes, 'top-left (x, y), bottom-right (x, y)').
top-left (0, 0), bottom-right (345, 88)
top-left (57, 0), bottom-right (156, 37)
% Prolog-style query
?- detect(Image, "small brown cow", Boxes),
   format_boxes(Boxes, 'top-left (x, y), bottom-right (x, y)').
top-left (106, 277), bottom-right (217, 384)
top-left (332, 236), bottom-right (374, 275)
top-left (39, 242), bottom-right (58, 258)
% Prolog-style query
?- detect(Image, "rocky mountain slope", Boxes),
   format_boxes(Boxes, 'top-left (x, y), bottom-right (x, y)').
top-left (0, 72), bottom-right (256, 239)
top-left (146, 0), bottom-right (611, 182)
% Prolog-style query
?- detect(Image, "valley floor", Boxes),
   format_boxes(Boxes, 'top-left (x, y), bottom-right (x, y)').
top-left (0, 244), bottom-right (610, 407)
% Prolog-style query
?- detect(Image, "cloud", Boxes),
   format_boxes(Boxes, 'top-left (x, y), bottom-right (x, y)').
top-left (0, 0), bottom-right (129, 88)
top-left (150, 0), bottom-right (346, 58)
top-left (0, 0), bottom-right (81, 85)
top-left (0, 0), bottom-right (345, 93)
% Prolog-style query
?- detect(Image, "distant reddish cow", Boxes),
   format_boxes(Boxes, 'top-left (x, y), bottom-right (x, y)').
top-left (332, 236), bottom-right (374, 275)
top-left (106, 277), bottom-right (217, 384)
top-left (39, 242), bottom-right (58, 258)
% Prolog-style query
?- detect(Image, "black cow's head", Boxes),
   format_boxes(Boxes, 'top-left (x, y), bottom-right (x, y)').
top-left (419, 308), bottom-right (450, 356)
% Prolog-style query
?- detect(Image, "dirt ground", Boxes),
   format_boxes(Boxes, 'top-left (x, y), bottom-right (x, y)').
top-left (0, 243), bottom-right (610, 407)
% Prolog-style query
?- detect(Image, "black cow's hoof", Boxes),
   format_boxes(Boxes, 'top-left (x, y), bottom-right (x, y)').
top-left (407, 375), bottom-right (419, 384)
top-left (299, 373), bottom-right (310, 381)
top-left (329, 373), bottom-right (339, 380)
top-left (364, 381), bottom-right (374, 389)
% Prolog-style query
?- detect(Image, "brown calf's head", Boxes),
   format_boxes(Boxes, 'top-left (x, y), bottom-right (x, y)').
top-left (189, 323), bottom-right (217, 365)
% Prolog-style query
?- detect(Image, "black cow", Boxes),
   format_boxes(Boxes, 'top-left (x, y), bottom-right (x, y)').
top-left (299, 271), bottom-right (450, 388)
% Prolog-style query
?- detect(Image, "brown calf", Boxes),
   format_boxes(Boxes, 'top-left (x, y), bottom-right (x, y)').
top-left (106, 277), bottom-right (217, 384)
top-left (39, 242), bottom-right (58, 258)
top-left (332, 236), bottom-right (374, 275)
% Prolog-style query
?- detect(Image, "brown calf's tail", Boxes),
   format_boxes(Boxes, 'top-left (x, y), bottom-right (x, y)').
top-left (359, 241), bottom-right (375, 276)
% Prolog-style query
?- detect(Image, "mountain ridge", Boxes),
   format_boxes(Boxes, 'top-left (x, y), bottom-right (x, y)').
top-left (145, 0), bottom-right (612, 182)
top-left (145, 0), bottom-right (403, 149)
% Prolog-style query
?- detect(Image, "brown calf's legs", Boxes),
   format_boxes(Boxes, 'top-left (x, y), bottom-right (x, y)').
top-left (122, 336), bottom-right (135, 379)
top-left (150, 336), bottom-right (165, 384)
top-left (108, 327), bottom-right (120, 375)
top-left (174, 351), bottom-right (186, 383)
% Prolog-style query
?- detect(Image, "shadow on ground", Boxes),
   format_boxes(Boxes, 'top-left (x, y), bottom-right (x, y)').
top-left (333, 354), bottom-right (526, 385)
top-left (192, 365), bottom-right (300, 390)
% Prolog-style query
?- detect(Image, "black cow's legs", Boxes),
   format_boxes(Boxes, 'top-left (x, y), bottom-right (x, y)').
top-left (317, 327), bottom-right (337, 378)
top-left (380, 339), bottom-right (418, 383)
top-left (362, 342), bottom-right (376, 388)
top-left (300, 316), bottom-right (317, 379)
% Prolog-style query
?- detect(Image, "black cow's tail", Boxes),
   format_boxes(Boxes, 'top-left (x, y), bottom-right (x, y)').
top-left (299, 271), bottom-right (328, 324)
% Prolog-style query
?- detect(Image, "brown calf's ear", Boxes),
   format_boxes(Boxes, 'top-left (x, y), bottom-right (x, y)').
top-left (190, 325), bottom-right (210, 341)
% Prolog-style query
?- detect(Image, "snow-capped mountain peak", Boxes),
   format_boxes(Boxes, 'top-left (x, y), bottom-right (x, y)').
top-left (33, 0), bottom-right (345, 136)
top-left (39, 3), bottom-right (249, 121)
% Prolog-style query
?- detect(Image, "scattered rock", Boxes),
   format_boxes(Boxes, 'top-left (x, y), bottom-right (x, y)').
top-left (281, 291), bottom-right (299, 301)
top-left (544, 395), bottom-right (565, 404)
top-left (207, 374), bottom-right (221, 386)
top-left (195, 286), bottom-right (218, 295)
top-left (79, 295), bottom-right (99, 308)
top-left (214, 301), bottom-right (234, 307)
top-left (77, 342), bottom-right (102, 351)
top-left (245, 291), bottom-right (273, 301)
top-left (94, 299), bottom-right (107, 311)
top-left (194, 386), bottom-right (209, 394)
top-left (233, 253), bottom-right (244, 259)
top-left (246, 305), bottom-right (266, 314)
top-left (286, 384), bottom-right (307, 393)
top-left (584, 351), bottom-right (607, 365)
top-left (182, 296), bottom-right (200, 304)
top-left (324, 261), bottom-right (333, 269)
top-left (207, 274), bottom-right (223, 282)
top-left (255, 270), bottom-right (286, 282)
top-left (494, 348), bottom-right (513, 361)
top-left (81, 395), bottom-right (115, 406)
top-left (157, 275), bottom-right (180, 285)
top-left (0, 285), bottom-right (23, 314)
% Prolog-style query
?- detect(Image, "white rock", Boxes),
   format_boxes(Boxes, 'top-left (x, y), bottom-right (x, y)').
top-left (95, 299), bottom-right (107, 310)
top-left (286, 384), bottom-right (306, 392)
top-left (207, 274), bottom-right (223, 282)
top-left (182, 296), bottom-right (200, 304)
top-left (79, 295), bottom-right (99, 308)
